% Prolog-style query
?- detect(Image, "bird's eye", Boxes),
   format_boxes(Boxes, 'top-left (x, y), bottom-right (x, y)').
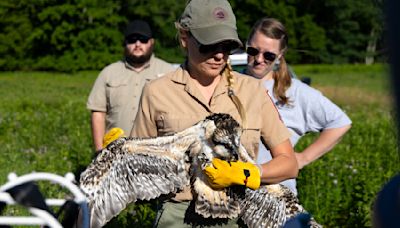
top-left (220, 141), bottom-right (233, 151)
top-left (213, 136), bottom-right (231, 149)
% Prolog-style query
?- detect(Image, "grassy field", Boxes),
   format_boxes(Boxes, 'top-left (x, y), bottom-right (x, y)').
top-left (294, 64), bottom-right (399, 227)
top-left (0, 64), bottom-right (399, 227)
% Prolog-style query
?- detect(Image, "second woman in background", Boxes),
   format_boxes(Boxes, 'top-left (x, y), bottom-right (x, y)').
top-left (244, 17), bottom-right (352, 195)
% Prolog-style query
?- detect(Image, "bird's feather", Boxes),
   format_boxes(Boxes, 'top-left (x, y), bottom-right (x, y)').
top-left (79, 113), bottom-right (321, 228)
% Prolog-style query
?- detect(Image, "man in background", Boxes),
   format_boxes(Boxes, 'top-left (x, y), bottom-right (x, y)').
top-left (87, 19), bottom-right (174, 151)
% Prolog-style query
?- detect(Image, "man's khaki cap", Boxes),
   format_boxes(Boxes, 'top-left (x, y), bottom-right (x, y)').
top-left (178, 0), bottom-right (242, 46)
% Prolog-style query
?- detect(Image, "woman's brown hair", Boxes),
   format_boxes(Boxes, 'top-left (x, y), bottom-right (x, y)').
top-left (248, 17), bottom-right (291, 105)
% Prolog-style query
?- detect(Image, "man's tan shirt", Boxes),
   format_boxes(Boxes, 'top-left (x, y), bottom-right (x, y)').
top-left (87, 55), bottom-right (174, 133)
top-left (130, 66), bottom-right (290, 201)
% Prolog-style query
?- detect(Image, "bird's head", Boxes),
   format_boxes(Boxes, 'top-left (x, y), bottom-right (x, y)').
top-left (204, 113), bottom-right (242, 162)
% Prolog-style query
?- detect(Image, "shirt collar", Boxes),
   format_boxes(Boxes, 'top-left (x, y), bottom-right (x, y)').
top-left (124, 54), bottom-right (154, 71)
top-left (169, 61), bottom-right (190, 85)
top-left (169, 62), bottom-right (230, 101)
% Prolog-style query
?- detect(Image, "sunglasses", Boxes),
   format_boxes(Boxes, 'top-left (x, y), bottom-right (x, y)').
top-left (126, 35), bottom-right (150, 44)
top-left (246, 47), bottom-right (277, 62)
top-left (191, 34), bottom-right (238, 54)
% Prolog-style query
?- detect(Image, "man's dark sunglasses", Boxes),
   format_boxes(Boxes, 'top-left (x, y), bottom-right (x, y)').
top-left (246, 46), bottom-right (277, 62)
top-left (126, 35), bottom-right (150, 44)
top-left (191, 34), bottom-right (238, 54)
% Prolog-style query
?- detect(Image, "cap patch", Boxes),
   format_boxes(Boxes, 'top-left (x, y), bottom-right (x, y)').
top-left (213, 7), bottom-right (228, 21)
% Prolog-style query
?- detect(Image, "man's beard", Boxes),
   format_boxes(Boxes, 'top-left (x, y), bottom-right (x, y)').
top-left (125, 46), bottom-right (153, 65)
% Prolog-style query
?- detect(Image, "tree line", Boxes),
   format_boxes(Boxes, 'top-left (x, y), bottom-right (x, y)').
top-left (0, 0), bottom-right (384, 72)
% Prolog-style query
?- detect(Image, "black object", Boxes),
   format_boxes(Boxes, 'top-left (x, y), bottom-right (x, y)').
top-left (56, 200), bottom-right (81, 228)
top-left (3, 182), bottom-right (81, 227)
top-left (125, 35), bottom-right (150, 44)
top-left (0, 202), bottom-right (6, 215)
top-left (0, 201), bottom-right (11, 228)
top-left (6, 182), bottom-right (55, 228)
top-left (6, 182), bottom-right (54, 215)
top-left (373, 174), bottom-right (400, 228)
top-left (300, 77), bottom-right (311, 86)
top-left (283, 213), bottom-right (311, 228)
top-left (246, 46), bottom-right (277, 62)
top-left (372, 1), bottom-right (400, 228)
top-left (124, 19), bottom-right (152, 38)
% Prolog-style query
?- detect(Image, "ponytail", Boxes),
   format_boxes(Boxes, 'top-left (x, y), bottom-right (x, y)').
top-left (224, 60), bottom-right (247, 129)
top-left (272, 57), bottom-right (291, 105)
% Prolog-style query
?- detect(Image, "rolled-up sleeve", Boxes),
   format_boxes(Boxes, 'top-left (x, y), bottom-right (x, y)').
top-left (87, 71), bottom-right (107, 112)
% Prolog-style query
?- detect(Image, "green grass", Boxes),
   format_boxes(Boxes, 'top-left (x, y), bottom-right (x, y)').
top-left (0, 72), bottom-right (95, 182)
top-left (294, 64), bottom-right (391, 108)
top-left (0, 64), bottom-right (399, 227)
top-left (293, 64), bottom-right (399, 227)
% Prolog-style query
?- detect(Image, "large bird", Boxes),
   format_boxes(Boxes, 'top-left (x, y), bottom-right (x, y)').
top-left (79, 113), bottom-right (321, 228)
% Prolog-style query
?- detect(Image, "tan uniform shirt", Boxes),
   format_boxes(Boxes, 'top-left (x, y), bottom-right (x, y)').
top-left (87, 55), bottom-right (174, 133)
top-left (130, 65), bottom-right (290, 201)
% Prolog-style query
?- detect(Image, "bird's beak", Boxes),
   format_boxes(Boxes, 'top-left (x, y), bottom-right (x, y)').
top-left (231, 147), bottom-right (239, 161)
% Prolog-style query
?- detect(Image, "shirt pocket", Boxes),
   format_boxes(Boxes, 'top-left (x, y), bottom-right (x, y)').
top-left (106, 81), bottom-right (128, 109)
top-left (156, 113), bottom-right (200, 136)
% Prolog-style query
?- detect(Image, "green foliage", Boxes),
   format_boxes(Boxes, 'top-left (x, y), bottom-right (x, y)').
top-left (231, 0), bottom-right (329, 63)
top-left (296, 113), bottom-right (398, 227)
top-left (0, 0), bottom-right (126, 71)
top-left (293, 64), bottom-right (399, 227)
top-left (0, 0), bottom-right (384, 71)
top-left (0, 64), bottom-right (398, 227)
top-left (105, 202), bottom-right (156, 228)
top-left (290, 15), bottom-right (327, 63)
top-left (292, 0), bottom-right (384, 63)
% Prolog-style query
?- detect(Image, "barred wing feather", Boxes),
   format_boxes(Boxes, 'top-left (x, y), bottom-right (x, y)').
top-left (79, 137), bottom-right (190, 228)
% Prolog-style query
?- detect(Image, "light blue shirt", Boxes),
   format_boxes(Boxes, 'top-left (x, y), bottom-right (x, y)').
top-left (256, 78), bottom-right (352, 195)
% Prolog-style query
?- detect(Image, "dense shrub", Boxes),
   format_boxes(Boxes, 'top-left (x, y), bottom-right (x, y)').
top-left (0, 0), bottom-right (384, 71)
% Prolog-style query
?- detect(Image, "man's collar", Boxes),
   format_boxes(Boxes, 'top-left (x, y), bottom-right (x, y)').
top-left (124, 54), bottom-right (154, 72)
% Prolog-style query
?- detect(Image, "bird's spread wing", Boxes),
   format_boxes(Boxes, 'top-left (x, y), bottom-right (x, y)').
top-left (239, 184), bottom-right (322, 228)
top-left (79, 113), bottom-right (322, 228)
top-left (238, 185), bottom-right (287, 228)
top-left (79, 137), bottom-right (190, 227)
top-left (192, 175), bottom-right (241, 219)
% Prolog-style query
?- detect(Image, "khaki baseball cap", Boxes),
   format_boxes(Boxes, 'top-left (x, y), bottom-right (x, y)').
top-left (178, 0), bottom-right (242, 46)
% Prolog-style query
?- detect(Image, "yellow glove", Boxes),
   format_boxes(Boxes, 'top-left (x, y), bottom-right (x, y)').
top-left (204, 158), bottom-right (261, 190)
top-left (102, 128), bottom-right (125, 148)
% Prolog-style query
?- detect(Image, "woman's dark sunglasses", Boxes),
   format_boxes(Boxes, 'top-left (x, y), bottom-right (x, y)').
top-left (246, 47), bottom-right (277, 62)
top-left (126, 35), bottom-right (150, 44)
top-left (191, 34), bottom-right (238, 54)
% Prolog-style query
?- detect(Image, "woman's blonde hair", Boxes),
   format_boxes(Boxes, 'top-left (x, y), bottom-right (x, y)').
top-left (174, 22), bottom-right (189, 50)
top-left (176, 18), bottom-right (247, 129)
top-left (248, 17), bottom-right (291, 105)
top-left (224, 60), bottom-right (247, 129)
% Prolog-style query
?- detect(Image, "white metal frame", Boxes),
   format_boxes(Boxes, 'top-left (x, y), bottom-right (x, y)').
top-left (0, 172), bottom-right (89, 228)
